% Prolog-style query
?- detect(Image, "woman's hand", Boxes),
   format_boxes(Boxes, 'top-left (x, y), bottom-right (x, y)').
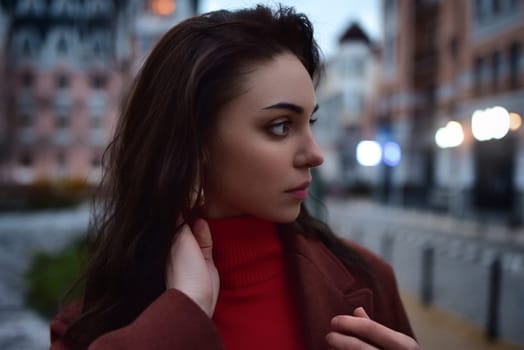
top-left (166, 218), bottom-right (219, 318)
top-left (326, 307), bottom-right (420, 350)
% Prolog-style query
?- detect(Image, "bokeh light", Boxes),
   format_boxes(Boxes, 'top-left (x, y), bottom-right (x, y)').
top-left (435, 121), bottom-right (464, 148)
top-left (509, 112), bottom-right (522, 131)
top-left (356, 140), bottom-right (382, 166)
top-left (151, 0), bottom-right (176, 15)
top-left (472, 106), bottom-right (510, 141)
top-left (383, 142), bottom-right (402, 167)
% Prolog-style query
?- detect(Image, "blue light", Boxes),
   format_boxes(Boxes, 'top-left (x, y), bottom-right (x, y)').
top-left (383, 142), bottom-right (401, 167)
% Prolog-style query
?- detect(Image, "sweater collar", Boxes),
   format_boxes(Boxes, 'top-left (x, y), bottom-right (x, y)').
top-left (207, 216), bottom-right (283, 290)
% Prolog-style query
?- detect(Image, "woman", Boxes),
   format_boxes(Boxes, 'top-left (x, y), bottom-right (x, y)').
top-left (51, 5), bottom-right (419, 350)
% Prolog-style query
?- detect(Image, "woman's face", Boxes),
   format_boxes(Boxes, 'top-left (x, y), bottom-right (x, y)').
top-left (203, 52), bottom-right (324, 222)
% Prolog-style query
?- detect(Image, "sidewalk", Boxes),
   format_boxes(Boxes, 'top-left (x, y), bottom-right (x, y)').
top-left (324, 197), bottom-right (524, 349)
top-left (325, 197), bottom-right (524, 247)
top-left (401, 292), bottom-right (521, 350)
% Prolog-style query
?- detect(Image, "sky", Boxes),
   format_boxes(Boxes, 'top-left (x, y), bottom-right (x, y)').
top-left (199, 0), bottom-right (383, 60)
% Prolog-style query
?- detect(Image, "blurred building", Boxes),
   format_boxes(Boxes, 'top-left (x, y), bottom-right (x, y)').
top-left (316, 22), bottom-right (381, 191)
top-left (0, 0), bottom-right (198, 185)
top-left (131, 0), bottom-right (198, 74)
top-left (372, 0), bottom-right (524, 223)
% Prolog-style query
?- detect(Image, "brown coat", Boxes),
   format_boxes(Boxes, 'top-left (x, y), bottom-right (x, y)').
top-left (50, 233), bottom-right (414, 349)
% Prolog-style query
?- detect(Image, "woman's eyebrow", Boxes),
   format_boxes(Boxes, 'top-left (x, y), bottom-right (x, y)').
top-left (262, 102), bottom-right (319, 115)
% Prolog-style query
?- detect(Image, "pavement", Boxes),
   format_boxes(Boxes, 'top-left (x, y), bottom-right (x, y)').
top-left (324, 197), bottom-right (524, 248)
top-left (400, 292), bottom-right (521, 350)
top-left (324, 197), bottom-right (524, 350)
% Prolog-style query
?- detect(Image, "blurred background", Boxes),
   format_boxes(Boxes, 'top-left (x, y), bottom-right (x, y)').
top-left (0, 0), bottom-right (523, 349)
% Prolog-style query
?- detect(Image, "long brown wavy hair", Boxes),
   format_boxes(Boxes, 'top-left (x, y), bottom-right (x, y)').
top-left (63, 5), bottom-right (373, 348)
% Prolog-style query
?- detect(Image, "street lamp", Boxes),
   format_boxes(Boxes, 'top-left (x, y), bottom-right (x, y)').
top-left (509, 112), bottom-right (522, 131)
top-left (435, 121), bottom-right (464, 149)
top-left (356, 140), bottom-right (402, 167)
top-left (356, 140), bottom-right (382, 166)
top-left (471, 106), bottom-right (510, 141)
top-left (383, 142), bottom-right (402, 167)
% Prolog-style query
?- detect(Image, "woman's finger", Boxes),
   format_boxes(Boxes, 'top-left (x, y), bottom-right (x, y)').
top-left (326, 331), bottom-right (379, 350)
top-left (165, 220), bottom-right (219, 317)
top-left (330, 314), bottom-right (420, 350)
top-left (191, 218), bottom-right (213, 261)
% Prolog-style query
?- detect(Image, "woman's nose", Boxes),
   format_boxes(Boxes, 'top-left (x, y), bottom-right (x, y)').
top-left (294, 133), bottom-right (324, 168)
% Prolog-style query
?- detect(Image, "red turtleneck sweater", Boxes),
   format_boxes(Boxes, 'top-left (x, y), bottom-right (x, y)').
top-left (207, 216), bottom-right (304, 350)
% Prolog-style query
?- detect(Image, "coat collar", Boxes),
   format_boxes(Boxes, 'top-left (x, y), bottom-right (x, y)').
top-left (281, 232), bottom-right (374, 350)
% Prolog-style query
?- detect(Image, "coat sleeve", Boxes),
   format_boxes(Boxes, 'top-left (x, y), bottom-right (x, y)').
top-left (50, 289), bottom-right (224, 350)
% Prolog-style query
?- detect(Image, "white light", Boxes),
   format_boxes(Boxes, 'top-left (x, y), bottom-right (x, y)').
top-left (383, 142), bottom-right (402, 167)
top-left (472, 110), bottom-right (490, 141)
top-left (490, 106), bottom-right (510, 139)
top-left (356, 140), bottom-right (382, 166)
top-left (435, 127), bottom-right (448, 148)
top-left (472, 106), bottom-right (510, 141)
top-left (435, 121), bottom-right (464, 148)
top-left (445, 121), bottom-right (464, 147)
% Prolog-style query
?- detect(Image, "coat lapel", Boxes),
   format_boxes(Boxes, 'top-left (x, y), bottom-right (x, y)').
top-left (281, 233), bottom-right (374, 350)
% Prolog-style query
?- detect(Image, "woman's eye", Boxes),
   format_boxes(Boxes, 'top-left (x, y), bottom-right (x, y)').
top-left (309, 117), bottom-right (318, 125)
top-left (268, 121), bottom-right (291, 136)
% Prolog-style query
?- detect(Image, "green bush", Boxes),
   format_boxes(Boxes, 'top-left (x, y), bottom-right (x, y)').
top-left (25, 239), bottom-right (87, 319)
top-left (0, 178), bottom-right (93, 212)
top-left (26, 178), bottom-right (91, 211)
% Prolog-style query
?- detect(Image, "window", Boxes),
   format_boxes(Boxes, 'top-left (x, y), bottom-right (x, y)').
top-left (509, 42), bottom-right (521, 88)
top-left (57, 152), bottom-right (66, 166)
top-left (57, 37), bottom-right (68, 54)
top-left (449, 37), bottom-right (459, 60)
top-left (475, 0), bottom-right (485, 22)
top-left (16, 0), bottom-right (45, 15)
top-left (20, 153), bottom-right (33, 166)
top-left (385, 37), bottom-right (395, 68)
top-left (21, 72), bottom-right (34, 88)
top-left (15, 30), bottom-right (40, 59)
top-left (56, 114), bottom-right (68, 128)
top-left (385, 0), bottom-right (396, 13)
top-left (354, 58), bottom-right (365, 77)
top-left (50, 0), bottom-right (75, 16)
top-left (93, 41), bottom-right (102, 56)
top-left (474, 56), bottom-right (484, 95)
top-left (19, 113), bottom-right (32, 127)
top-left (492, 0), bottom-right (500, 14)
top-left (87, 0), bottom-right (113, 15)
top-left (91, 75), bottom-right (107, 90)
top-left (355, 93), bottom-right (364, 112)
top-left (56, 74), bottom-right (69, 88)
top-left (91, 115), bottom-right (103, 129)
top-left (425, 86), bottom-right (436, 109)
top-left (22, 38), bottom-right (32, 57)
top-left (491, 50), bottom-right (501, 92)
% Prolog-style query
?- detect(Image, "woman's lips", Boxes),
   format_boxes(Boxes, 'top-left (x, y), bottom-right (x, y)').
top-left (286, 182), bottom-right (310, 200)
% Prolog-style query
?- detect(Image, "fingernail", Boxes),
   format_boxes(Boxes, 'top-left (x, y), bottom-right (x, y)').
top-left (355, 306), bottom-right (370, 318)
